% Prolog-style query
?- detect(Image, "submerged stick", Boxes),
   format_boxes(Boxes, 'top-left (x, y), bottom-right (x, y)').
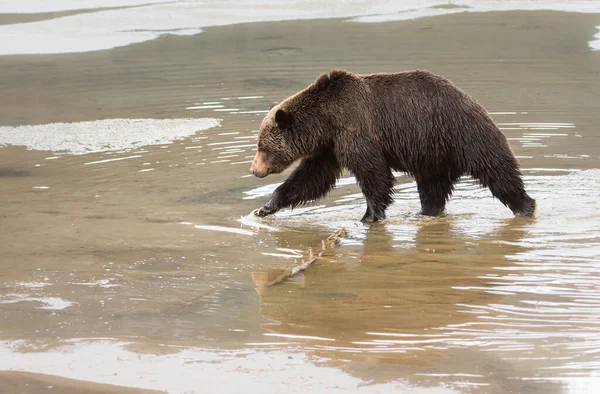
top-left (253, 229), bottom-right (347, 287)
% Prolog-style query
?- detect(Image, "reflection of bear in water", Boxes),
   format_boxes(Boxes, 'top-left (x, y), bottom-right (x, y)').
top-left (252, 218), bottom-right (529, 344)
top-left (250, 69), bottom-right (536, 223)
top-left (252, 220), bottom-right (535, 390)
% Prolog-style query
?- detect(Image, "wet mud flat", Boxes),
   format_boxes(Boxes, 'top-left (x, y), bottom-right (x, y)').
top-left (0, 371), bottom-right (160, 394)
top-left (1, 9), bottom-right (600, 394)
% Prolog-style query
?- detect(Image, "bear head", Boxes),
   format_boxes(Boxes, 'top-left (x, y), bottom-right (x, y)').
top-left (250, 70), bottom-right (350, 178)
top-left (250, 101), bottom-right (296, 178)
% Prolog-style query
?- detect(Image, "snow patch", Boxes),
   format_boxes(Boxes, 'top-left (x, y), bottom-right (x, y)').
top-left (0, 1), bottom-right (598, 55)
top-left (0, 118), bottom-right (221, 155)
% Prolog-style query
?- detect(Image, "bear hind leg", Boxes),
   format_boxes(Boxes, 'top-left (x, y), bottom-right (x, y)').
top-left (471, 164), bottom-right (536, 218)
top-left (416, 174), bottom-right (457, 217)
top-left (487, 180), bottom-right (536, 218)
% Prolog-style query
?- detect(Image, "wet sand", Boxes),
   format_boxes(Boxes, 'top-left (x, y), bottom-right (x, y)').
top-left (0, 371), bottom-right (161, 394)
top-left (1, 9), bottom-right (600, 394)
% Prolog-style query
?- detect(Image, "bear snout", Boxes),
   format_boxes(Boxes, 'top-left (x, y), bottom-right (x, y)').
top-left (250, 151), bottom-right (271, 178)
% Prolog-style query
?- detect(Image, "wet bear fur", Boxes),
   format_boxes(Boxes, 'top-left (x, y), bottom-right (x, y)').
top-left (250, 69), bottom-right (536, 223)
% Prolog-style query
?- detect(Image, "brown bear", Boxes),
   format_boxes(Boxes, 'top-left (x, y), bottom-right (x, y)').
top-left (250, 69), bottom-right (536, 223)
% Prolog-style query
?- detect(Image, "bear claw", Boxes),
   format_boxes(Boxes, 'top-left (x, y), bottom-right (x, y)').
top-left (254, 206), bottom-right (277, 217)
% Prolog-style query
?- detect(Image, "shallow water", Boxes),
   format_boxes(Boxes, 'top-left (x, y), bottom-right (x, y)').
top-left (1, 8), bottom-right (600, 394)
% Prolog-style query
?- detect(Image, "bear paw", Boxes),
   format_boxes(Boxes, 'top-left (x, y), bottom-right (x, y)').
top-left (360, 210), bottom-right (386, 223)
top-left (254, 206), bottom-right (278, 217)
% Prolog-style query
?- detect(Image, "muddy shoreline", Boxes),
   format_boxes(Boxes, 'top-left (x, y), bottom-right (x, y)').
top-left (0, 371), bottom-right (161, 394)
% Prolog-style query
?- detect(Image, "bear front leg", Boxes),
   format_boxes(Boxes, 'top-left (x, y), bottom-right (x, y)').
top-left (254, 152), bottom-right (341, 217)
top-left (352, 165), bottom-right (395, 223)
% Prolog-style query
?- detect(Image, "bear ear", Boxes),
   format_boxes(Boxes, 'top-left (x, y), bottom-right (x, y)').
top-left (269, 101), bottom-right (279, 110)
top-left (313, 69), bottom-right (349, 90)
top-left (275, 109), bottom-right (291, 128)
top-left (314, 73), bottom-right (331, 89)
top-left (329, 69), bottom-right (349, 80)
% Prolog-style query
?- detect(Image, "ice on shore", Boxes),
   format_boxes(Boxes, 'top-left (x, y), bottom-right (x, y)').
top-left (0, 1), bottom-right (598, 55)
top-left (0, 118), bottom-right (221, 155)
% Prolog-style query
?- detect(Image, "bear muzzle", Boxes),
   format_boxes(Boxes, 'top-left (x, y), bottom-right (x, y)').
top-left (250, 151), bottom-right (271, 178)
